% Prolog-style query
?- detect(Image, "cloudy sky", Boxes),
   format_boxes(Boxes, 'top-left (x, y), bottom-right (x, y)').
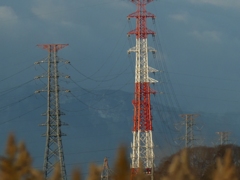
top-left (0, 0), bottom-right (240, 114)
top-left (1, 0), bottom-right (240, 176)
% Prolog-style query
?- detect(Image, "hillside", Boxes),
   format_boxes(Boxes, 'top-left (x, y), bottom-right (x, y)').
top-left (156, 145), bottom-right (240, 180)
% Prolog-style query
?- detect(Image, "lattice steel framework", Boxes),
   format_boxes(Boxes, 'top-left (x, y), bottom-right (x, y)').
top-left (101, 158), bottom-right (112, 180)
top-left (127, 0), bottom-right (158, 178)
top-left (180, 114), bottom-right (199, 148)
top-left (35, 44), bottom-right (70, 180)
top-left (216, 132), bottom-right (231, 145)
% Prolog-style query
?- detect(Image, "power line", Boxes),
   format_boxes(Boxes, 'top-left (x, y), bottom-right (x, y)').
top-left (0, 103), bottom-right (45, 125)
top-left (168, 71), bottom-right (240, 82)
top-left (0, 79), bottom-right (35, 97)
top-left (0, 64), bottom-right (34, 83)
top-left (0, 93), bottom-right (35, 111)
top-left (69, 92), bottom-right (123, 111)
top-left (67, 22), bottom-right (128, 84)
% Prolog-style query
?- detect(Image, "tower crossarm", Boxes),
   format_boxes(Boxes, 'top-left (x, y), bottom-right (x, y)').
top-left (148, 66), bottom-right (158, 73)
top-left (129, 0), bottom-right (154, 6)
top-left (34, 72), bottom-right (48, 79)
top-left (128, 28), bottom-right (155, 37)
top-left (148, 77), bottom-right (158, 84)
top-left (128, 46), bottom-right (137, 54)
top-left (35, 58), bottom-right (70, 65)
top-left (35, 73), bottom-right (70, 79)
top-left (35, 87), bottom-right (70, 93)
top-left (37, 44), bottom-right (69, 52)
top-left (128, 11), bottom-right (155, 19)
top-left (148, 47), bottom-right (156, 53)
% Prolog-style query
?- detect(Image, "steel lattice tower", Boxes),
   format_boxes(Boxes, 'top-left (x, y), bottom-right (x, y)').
top-left (101, 158), bottom-right (112, 180)
top-left (35, 44), bottom-right (70, 180)
top-left (180, 114), bottom-right (199, 148)
top-left (127, 0), bottom-right (158, 178)
top-left (216, 132), bottom-right (231, 145)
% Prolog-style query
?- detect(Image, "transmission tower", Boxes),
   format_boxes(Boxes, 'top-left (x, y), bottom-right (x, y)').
top-left (216, 131), bottom-right (231, 145)
top-left (127, 0), bottom-right (158, 179)
top-left (180, 114), bottom-right (199, 148)
top-left (35, 44), bottom-right (70, 180)
top-left (101, 158), bottom-right (112, 180)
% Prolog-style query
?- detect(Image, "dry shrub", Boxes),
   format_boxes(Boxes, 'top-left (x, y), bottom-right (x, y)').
top-left (212, 149), bottom-right (238, 180)
top-left (112, 146), bottom-right (150, 180)
top-left (1, 134), bottom-right (240, 180)
top-left (133, 163), bottom-right (150, 180)
top-left (0, 134), bottom-right (44, 180)
top-left (158, 145), bottom-right (240, 180)
top-left (50, 164), bottom-right (62, 180)
top-left (161, 149), bottom-right (196, 180)
top-left (87, 164), bottom-right (101, 180)
top-left (71, 168), bottom-right (81, 180)
top-left (0, 134), bottom-right (82, 180)
top-left (112, 146), bottom-right (130, 180)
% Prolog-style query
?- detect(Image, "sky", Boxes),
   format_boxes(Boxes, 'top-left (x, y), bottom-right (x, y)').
top-left (1, 0), bottom-right (240, 176)
top-left (0, 0), bottom-right (240, 114)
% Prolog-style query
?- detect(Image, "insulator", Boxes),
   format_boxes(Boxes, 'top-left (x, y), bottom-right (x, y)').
top-left (152, 51), bottom-right (156, 58)
top-left (152, 17), bottom-right (155, 24)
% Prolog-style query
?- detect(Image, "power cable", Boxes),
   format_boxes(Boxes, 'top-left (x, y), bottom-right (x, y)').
top-left (67, 21), bottom-right (128, 83)
top-left (69, 63), bottom-right (129, 83)
top-left (0, 93), bottom-right (35, 111)
top-left (0, 64), bottom-right (34, 83)
top-left (69, 92), bottom-right (123, 111)
top-left (0, 79), bottom-right (35, 97)
top-left (0, 103), bottom-right (45, 125)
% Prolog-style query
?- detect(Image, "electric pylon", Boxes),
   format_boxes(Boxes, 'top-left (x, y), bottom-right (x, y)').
top-left (101, 158), bottom-right (112, 180)
top-left (180, 114), bottom-right (199, 148)
top-left (216, 131), bottom-right (231, 145)
top-left (35, 44), bottom-right (70, 180)
top-left (127, 0), bottom-right (158, 178)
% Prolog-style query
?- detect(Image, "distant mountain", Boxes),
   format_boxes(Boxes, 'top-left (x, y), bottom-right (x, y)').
top-left (0, 84), bottom-right (239, 178)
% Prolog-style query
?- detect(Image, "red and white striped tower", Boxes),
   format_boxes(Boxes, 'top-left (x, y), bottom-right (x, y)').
top-left (127, 0), bottom-right (158, 178)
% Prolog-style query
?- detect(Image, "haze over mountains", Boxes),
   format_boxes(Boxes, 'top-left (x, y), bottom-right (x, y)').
top-left (0, 82), bottom-right (239, 178)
